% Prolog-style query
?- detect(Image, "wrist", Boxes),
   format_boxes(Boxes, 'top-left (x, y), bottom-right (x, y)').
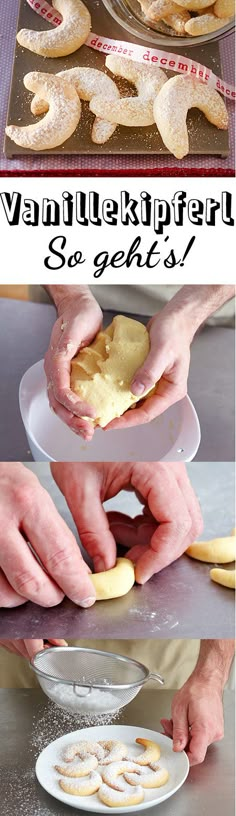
top-left (44, 285), bottom-right (91, 314)
top-left (161, 285), bottom-right (234, 343)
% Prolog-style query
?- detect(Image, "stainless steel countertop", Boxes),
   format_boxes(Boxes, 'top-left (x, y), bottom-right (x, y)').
top-left (0, 689), bottom-right (234, 816)
top-left (0, 298), bottom-right (234, 462)
top-left (0, 462), bottom-right (234, 640)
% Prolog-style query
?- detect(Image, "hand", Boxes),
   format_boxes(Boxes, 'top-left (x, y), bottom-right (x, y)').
top-left (0, 464), bottom-right (96, 608)
top-left (161, 675), bottom-right (224, 765)
top-left (0, 638), bottom-right (67, 659)
top-left (51, 462), bottom-right (203, 583)
top-left (104, 307), bottom-right (192, 431)
top-left (44, 290), bottom-right (102, 440)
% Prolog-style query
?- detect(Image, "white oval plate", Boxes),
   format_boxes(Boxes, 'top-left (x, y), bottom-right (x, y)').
top-left (35, 724), bottom-right (189, 813)
top-left (19, 360), bottom-right (200, 462)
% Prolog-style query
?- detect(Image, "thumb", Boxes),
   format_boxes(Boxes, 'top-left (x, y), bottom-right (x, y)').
top-left (131, 345), bottom-right (167, 397)
top-left (172, 708), bottom-right (189, 752)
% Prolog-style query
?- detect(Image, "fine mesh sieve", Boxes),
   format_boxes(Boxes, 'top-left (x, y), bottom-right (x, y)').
top-left (31, 647), bottom-right (164, 716)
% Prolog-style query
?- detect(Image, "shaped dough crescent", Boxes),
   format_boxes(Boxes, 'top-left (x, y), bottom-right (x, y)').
top-left (91, 558), bottom-right (135, 601)
top-left (186, 537), bottom-right (236, 563)
top-left (210, 568), bottom-right (236, 589)
top-left (17, 0), bottom-right (91, 58)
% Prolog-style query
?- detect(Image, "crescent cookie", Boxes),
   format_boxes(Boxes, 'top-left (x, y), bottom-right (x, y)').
top-left (163, 9), bottom-right (191, 31)
top-left (64, 740), bottom-right (105, 762)
top-left (214, 0), bottom-right (235, 16)
top-left (102, 761), bottom-right (141, 790)
top-left (5, 72), bottom-right (81, 151)
top-left (99, 783), bottom-right (144, 807)
top-left (55, 755), bottom-right (98, 777)
top-left (31, 67), bottom-right (120, 145)
top-left (16, 0), bottom-right (91, 58)
top-left (134, 738), bottom-right (161, 765)
top-left (59, 771), bottom-right (102, 796)
top-left (173, 0), bottom-right (213, 8)
top-left (99, 740), bottom-right (129, 765)
top-left (125, 766), bottom-right (169, 788)
top-left (153, 75), bottom-right (228, 159)
top-left (90, 56), bottom-right (167, 127)
top-left (185, 12), bottom-right (232, 32)
top-left (144, 0), bottom-right (185, 18)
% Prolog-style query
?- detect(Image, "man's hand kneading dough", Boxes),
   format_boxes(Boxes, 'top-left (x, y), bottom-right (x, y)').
top-left (44, 285), bottom-right (102, 441)
top-left (51, 461), bottom-right (203, 584)
top-left (44, 285), bottom-right (234, 438)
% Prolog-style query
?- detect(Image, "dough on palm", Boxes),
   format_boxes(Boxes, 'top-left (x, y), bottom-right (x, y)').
top-left (70, 315), bottom-right (153, 427)
top-left (186, 537), bottom-right (236, 563)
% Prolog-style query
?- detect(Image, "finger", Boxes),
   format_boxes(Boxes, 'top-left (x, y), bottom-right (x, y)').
top-left (173, 464), bottom-right (204, 541)
top-left (172, 708), bottom-right (189, 751)
top-left (45, 352), bottom-right (96, 420)
top-left (24, 638), bottom-right (68, 660)
top-left (56, 312), bottom-right (102, 353)
top-left (104, 387), bottom-right (178, 431)
top-left (160, 718), bottom-right (173, 738)
top-left (67, 486), bottom-right (117, 574)
top-left (108, 512), bottom-right (156, 549)
top-left (0, 530), bottom-right (64, 607)
top-left (24, 640), bottom-right (44, 659)
top-left (131, 345), bottom-right (168, 396)
top-left (22, 493), bottom-right (97, 608)
top-left (0, 569), bottom-right (27, 608)
top-left (130, 464), bottom-right (192, 583)
top-left (48, 388), bottom-right (94, 441)
top-left (0, 640), bottom-right (30, 658)
top-left (187, 726), bottom-right (209, 765)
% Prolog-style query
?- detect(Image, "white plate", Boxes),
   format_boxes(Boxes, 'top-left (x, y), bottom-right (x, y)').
top-left (19, 360), bottom-right (200, 462)
top-left (35, 724), bottom-right (189, 813)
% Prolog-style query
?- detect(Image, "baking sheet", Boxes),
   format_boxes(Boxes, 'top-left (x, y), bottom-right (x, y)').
top-left (4, 0), bottom-right (229, 158)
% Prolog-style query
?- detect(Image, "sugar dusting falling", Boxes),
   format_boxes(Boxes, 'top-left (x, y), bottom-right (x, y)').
top-left (2, 699), bottom-right (123, 815)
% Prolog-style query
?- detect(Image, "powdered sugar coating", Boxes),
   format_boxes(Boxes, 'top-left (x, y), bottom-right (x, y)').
top-left (64, 740), bottom-right (105, 762)
top-left (16, 0), bottom-right (91, 58)
top-left (99, 782), bottom-right (144, 807)
top-left (153, 75), bottom-right (228, 159)
top-left (55, 754), bottom-right (98, 777)
top-left (102, 760), bottom-right (141, 790)
top-left (31, 66), bottom-right (120, 145)
top-left (90, 57), bottom-right (167, 127)
top-left (185, 11), bottom-right (232, 32)
top-left (59, 770), bottom-right (102, 796)
top-left (99, 740), bottom-right (129, 765)
top-left (6, 72), bottom-right (81, 150)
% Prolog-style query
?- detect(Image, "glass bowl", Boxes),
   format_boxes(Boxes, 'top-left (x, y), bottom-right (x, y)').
top-left (102, 0), bottom-right (235, 48)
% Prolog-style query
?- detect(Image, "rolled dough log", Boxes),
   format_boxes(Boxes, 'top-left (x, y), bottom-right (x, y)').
top-left (70, 315), bottom-right (154, 427)
top-left (186, 537), bottom-right (236, 563)
top-left (91, 558), bottom-right (135, 600)
top-left (210, 568), bottom-right (236, 589)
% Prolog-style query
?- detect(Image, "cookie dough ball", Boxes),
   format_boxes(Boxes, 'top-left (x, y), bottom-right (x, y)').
top-left (71, 315), bottom-right (154, 427)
